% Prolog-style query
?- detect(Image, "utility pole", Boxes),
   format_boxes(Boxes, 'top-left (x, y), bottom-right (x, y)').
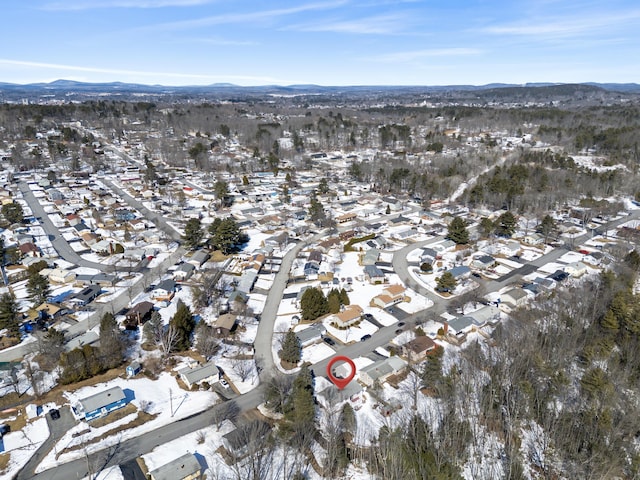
top-left (169, 388), bottom-right (173, 417)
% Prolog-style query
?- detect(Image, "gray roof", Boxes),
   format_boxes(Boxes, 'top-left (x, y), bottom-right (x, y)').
top-left (447, 316), bottom-right (477, 333)
top-left (190, 250), bottom-right (210, 265)
top-left (237, 269), bottom-right (258, 293)
top-left (449, 265), bottom-right (471, 278)
top-left (149, 453), bottom-right (201, 480)
top-left (361, 356), bottom-right (406, 381)
top-left (504, 287), bottom-right (528, 301)
top-left (363, 265), bottom-right (384, 278)
top-left (79, 386), bottom-right (126, 413)
top-left (179, 362), bottom-right (219, 385)
top-left (156, 279), bottom-right (177, 293)
top-left (65, 331), bottom-right (100, 351)
top-left (466, 305), bottom-right (500, 325)
top-left (295, 323), bottom-right (326, 344)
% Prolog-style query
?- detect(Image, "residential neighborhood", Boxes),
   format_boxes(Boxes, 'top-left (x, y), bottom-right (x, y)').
top-left (0, 81), bottom-right (639, 480)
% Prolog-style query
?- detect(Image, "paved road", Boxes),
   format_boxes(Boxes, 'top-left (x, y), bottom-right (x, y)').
top-left (254, 231), bottom-right (327, 380)
top-left (28, 386), bottom-right (265, 480)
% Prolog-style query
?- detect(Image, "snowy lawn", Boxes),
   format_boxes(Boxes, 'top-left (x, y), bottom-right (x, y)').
top-left (323, 319), bottom-right (378, 344)
top-left (301, 342), bottom-right (335, 364)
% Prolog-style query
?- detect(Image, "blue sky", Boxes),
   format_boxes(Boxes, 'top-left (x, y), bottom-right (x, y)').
top-left (0, 0), bottom-right (638, 86)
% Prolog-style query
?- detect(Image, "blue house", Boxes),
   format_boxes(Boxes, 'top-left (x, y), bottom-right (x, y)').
top-left (76, 386), bottom-right (127, 421)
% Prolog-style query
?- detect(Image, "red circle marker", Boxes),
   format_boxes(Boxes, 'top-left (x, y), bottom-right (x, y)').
top-left (326, 355), bottom-right (356, 390)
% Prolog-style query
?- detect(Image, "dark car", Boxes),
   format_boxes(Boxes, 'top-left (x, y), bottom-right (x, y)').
top-left (397, 322), bottom-right (405, 328)
top-left (472, 272), bottom-right (481, 278)
top-left (323, 337), bottom-right (336, 346)
top-left (360, 334), bottom-right (371, 341)
top-left (394, 329), bottom-right (403, 335)
top-left (49, 409), bottom-right (60, 420)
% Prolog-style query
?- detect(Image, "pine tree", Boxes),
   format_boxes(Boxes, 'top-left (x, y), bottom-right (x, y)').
top-left (209, 217), bottom-right (248, 254)
top-left (0, 293), bottom-right (20, 338)
top-left (536, 214), bottom-right (558, 243)
top-left (435, 272), bottom-right (457, 293)
top-left (339, 288), bottom-right (350, 306)
top-left (27, 272), bottom-right (50, 307)
top-left (279, 330), bottom-right (301, 364)
top-left (300, 287), bottom-right (329, 320)
top-left (285, 365), bottom-right (316, 434)
top-left (479, 217), bottom-right (494, 238)
top-left (446, 216), bottom-right (469, 244)
top-left (182, 218), bottom-right (203, 250)
top-left (495, 211), bottom-right (517, 237)
top-left (170, 300), bottom-right (195, 351)
top-left (99, 312), bottom-right (124, 369)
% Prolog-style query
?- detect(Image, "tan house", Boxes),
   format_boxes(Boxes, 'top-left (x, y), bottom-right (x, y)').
top-left (402, 336), bottom-right (437, 363)
top-left (372, 284), bottom-right (407, 309)
top-left (48, 268), bottom-right (77, 284)
top-left (336, 212), bottom-right (357, 223)
top-left (214, 313), bottom-right (237, 336)
top-left (330, 305), bottom-right (363, 328)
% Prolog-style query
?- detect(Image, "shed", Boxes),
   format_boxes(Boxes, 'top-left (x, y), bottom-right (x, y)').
top-left (126, 361), bottom-right (141, 377)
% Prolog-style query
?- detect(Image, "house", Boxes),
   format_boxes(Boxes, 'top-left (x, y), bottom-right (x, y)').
top-left (149, 453), bottom-right (202, 480)
top-left (466, 304), bottom-right (501, 326)
top-left (471, 255), bottom-right (495, 270)
top-left (222, 420), bottom-right (272, 459)
top-left (237, 268), bottom-right (258, 294)
top-left (393, 228), bottom-right (416, 240)
top-left (402, 336), bottom-right (437, 362)
top-left (336, 212), bottom-right (357, 223)
top-left (35, 302), bottom-right (63, 321)
top-left (372, 284), bottom-right (407, 309)
top-left (173, 263), bottom-right (196, 281)
top-left (126, 361), bottom-right (141, 377)
top-left (19, 242), bottom-right (40, 258)
top-left (449, 265), bottom-right (471, 281)
top-left (178, 362), bottom-right (220, 389)
top-left (308, 250), bottom-right (323, 263)
top-left (564, 261), bottom-right (588, 278)
top-left (547, 270), bottom-right (569, 283)
top-left (359, 356), bottom-right (407, 387)
top-left (125, 301), bottom-right (154, 329)
top-left (295, 323), bottom-right (326, 347)
top-left (76, 386), bottom-right (127, 421)
top-left (330, 305), bottom-right (364, 328)
top-left (187, 250), bottom-right (210, 268)
top-left (363, 265), bottom-right (385, 284)
top-left (47, 268), bottom-right (76, 284)
top-left (501, 288), bottom-right (528, 308)
top-left (362, 249), bottom-right (380, 266)
top-left (74, 285), bottom-right (102, 306)
top-left (420, 247), bottom-right (438, 266)
top-left (65, 331), bottom-right (100, 351)
top-left (523, 232), bottom-right (545, 245)
top-left (317, 380), bottom-right (363, 407)
top-left (445, 316), bottom-right (479, 337)
top-left (214, 313), bottom-right (237, 336)
top-left (90, 239), bottom-right (113, 254)
top-left (152, 279), bottom-right (177, 302)
top-left (303, 261), bottom-right (320, 278)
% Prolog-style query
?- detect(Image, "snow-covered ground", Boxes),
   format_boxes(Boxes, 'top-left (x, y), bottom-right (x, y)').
top-left (1, 417), bottom-right (50, 475)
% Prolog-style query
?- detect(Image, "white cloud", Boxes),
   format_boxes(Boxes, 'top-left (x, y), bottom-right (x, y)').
top-left (0, 58), bottom-right (286, 85)
top-left (482, 10), bottom-right (640, 39)
top-left (141, 0), bottom-right (348, 31)
top-left (285, 12), bottom-right (409, 35)
top-left (41, 0), bottom-right (214, 10)
top-left (371, 48), bottom-right (483, 62)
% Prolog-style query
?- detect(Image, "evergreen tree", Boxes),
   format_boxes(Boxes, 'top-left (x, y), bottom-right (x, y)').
top-left (214, 179), bottom-right (230, 206)
top-left (536, 214), bottom-right (558, 243)
top-left (209, 217), bottom-right (249, 254)
top-left (1, 202), bottom-right (24, 224)
top-left (385, 204), bottom-right (391, 215)
top-left (435, 271), bottom-right (457, 293)
top-left (0, 293), bottom-right (20, 338)
top-left (99, 312), bottom-right (124, 369)
top-left (446, 216), bottom-right (469, 244)
top-left (339, 288), bottom-right (350, 306)
top-left (625, 250), bottom-right (640, 271)
top-left (170, 300), bottom-right (195, 351)
top-left (27, 272), bottom-right (50, 307)
top-left (308, 190), bottom-right (327, 226)
top-left (479, 217), bottom-right (494, 238)
top-left (284, 365), bottom-right (316, 441)
top-left (279, 330), bottom-right (301, 364)
top-left (318, 177), bottom-right (330, 194)
top-left (495, 210), bottom-right (517, 237)
top-left (182, 218), bottom-right (204, 249)
top-left (327, 289), bottom-right (342, 314)
top-left (300, 287), bottom-right (329, 320)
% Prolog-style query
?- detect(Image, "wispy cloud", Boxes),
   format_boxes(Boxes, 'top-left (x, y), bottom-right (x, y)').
top-left (41, 0), bottom-right (213, 11)
top-left (371, 48), bottom-right (483, 62)
top-left (285, 13), bottom-right (409, 35)
top-left (142, 0), bottom-right (348, 31)
top-left (482, 10), bottom-right (640, 39)
top-left (0, 58), bottom-right (281, 83)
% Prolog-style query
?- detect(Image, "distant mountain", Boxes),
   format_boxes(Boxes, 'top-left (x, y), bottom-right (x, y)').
top-left (0, 79), bottom-right (638, 100)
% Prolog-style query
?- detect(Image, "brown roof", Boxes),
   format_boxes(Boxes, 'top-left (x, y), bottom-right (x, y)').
top-left (215, 313), bottom-right (237, 330)
top-left (335, 305), bottom-right (363, 323)
top-left (405, 336), bottom-right (436, 353)
top-left (384, 284), bottom-right (406, 297)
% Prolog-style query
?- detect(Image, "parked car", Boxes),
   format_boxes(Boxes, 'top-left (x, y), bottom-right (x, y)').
top-left (360, 334), bottom-right (372, 342)
top-left (394, 329), bottom-right (403, 335)
top-left (220, 379), bottom-right (229, 389)
top-left (397, 322), bottom-right (405, 327)
top-left (323, 337), bottom-right (336, 346)
top-left (49, 409), bottom-right (60, 420)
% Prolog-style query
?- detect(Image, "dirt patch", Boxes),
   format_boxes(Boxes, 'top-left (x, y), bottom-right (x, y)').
top-left (0, 452), bottom-right (10, 473)
top-left (89, 403), bottom-right (137, 428)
